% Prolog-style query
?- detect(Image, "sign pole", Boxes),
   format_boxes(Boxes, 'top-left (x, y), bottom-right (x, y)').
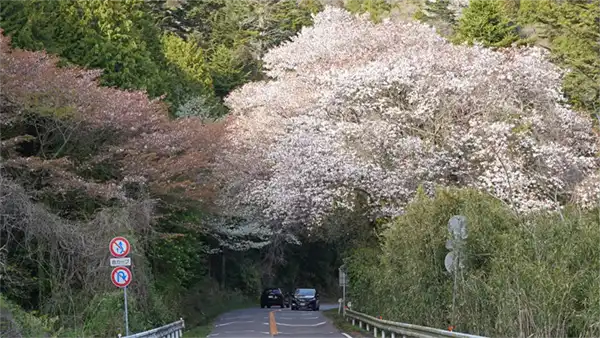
top-left (342, 281), bottom-right (346, 316)
top-left (339, 265), bottom-right (347, 316)
top-left (451, 248), bottom-right (458, 326)
top-left (445, 216), bottom-right (468, 331)
top-left (109, 236), bottom-right (132, 337)
top-left (124, 286), bottom-right (129, 336)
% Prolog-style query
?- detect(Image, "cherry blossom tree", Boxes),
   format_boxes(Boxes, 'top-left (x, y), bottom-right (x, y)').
top-left (0, 30), bottom-right (223, 201)
top-left (216, 7), bottom-right (600, 231)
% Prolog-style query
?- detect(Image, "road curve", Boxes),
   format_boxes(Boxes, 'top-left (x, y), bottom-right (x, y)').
top-left (207, 304), bottom-right (346, 338)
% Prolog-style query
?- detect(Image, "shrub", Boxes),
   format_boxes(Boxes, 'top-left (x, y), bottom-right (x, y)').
top-left (347, 188), bottom-right (600, 337)
top-left (453, 0), bottom-right (519, 47)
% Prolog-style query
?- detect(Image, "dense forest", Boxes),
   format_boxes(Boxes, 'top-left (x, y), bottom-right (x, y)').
top-left (0, 0), bottom-right (598, 337)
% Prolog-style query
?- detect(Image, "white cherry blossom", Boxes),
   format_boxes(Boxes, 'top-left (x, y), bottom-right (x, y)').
top-left (216, 7), bottom-right (600, 230)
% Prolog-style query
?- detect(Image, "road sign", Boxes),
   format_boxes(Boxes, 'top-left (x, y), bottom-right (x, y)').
top-left (448, 215), bottom-right (468, 239)
top-left (110, 257), bottom-right (132, 267)
top-left (339, 270), bottom-right (347, 287)
top-left (109, 237), bottom-right (130, 258)
top-left (444, 252), bottom-right (454, 273)
top-left (111, 266), bottom-right (132, 288)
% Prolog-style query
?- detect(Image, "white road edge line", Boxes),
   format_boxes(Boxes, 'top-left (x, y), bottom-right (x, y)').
top-left (276, 321), bottom-right (326, 327)
top-left (278, 316), bottom-right (319, 320)
top-left (342, 333), bottom-right (353, 338)
top-left (214, 320), bottom-right (255, 327)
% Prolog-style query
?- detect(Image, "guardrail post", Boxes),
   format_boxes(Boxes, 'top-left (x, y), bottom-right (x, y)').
top-left (352, 319), bottom-right (355, 326)
top-left (381, 330), bottom-right (386, 338)
top-left (366, 323), bottom-right (370, 331)
top-left (359, 321), bottom-right (363, 329)
top-left (374, 327), bottom-right (378, 337)
top-left (391, 332), bottom-right (395, 338)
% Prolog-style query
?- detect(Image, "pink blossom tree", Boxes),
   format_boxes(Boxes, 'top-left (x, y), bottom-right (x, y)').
top-left (0, 30), bottom-right (223, 201)
top-left (216, 7), bottom-right (600, 231)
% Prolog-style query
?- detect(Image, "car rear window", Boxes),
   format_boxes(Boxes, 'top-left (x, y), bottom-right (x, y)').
top-left (295, 289), bottom-right (315, 296)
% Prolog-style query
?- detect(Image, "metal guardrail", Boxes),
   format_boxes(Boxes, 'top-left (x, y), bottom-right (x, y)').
top-left (344, 309), bottom-right (487, 338)
top-left (118, 319), bottom-right (185, 338)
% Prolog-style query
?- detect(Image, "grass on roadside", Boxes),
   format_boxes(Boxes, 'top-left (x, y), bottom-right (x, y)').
top-left (184, 323), bottom-right (213, 338)
top-left (322, 309), bottom-right (369, 338)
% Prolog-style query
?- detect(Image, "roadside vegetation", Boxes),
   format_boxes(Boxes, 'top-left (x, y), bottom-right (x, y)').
top-left (1, 1), bottom-right (598, 337)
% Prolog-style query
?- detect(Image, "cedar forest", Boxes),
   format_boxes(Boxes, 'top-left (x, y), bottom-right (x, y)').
top-left (0, 0), bottom-right (599, 337)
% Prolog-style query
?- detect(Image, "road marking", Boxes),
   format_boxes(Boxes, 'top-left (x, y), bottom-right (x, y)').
top-left (278, 316), bottom-right (319, 320)
top-left (272, 331), bottom-right (333, 336)
top-left (269, 310), bottom-right (279, 336)
top-left (218, 315), bottom-right (254, 321)
top-left (214, 320), bottom-right (255, 327)
top-left (276, 321), bottom-right (326, 327)
top-left (342, 333), bottom-right (353, 338)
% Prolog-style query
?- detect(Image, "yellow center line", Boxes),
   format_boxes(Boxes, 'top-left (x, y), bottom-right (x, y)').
top-left (269, 310), bottom-right (279, 336)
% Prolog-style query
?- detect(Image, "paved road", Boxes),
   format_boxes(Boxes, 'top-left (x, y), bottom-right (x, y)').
top-left (207, 304), bottom-right (347, 338)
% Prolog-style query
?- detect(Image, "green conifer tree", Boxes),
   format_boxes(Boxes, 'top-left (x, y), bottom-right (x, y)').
top-left (453, 0), bottom-right (519, 47)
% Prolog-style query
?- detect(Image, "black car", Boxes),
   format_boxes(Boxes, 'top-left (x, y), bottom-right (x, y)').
top-left (260, 288), bottom-right (285, 308)
top-left (290, 288), bottom-right (320, 311)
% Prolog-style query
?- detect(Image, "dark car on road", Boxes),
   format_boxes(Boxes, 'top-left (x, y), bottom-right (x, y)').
top-left (260, 288), bottom-right (285, 308)
top-left (290, 288), bottom-right (320, 311)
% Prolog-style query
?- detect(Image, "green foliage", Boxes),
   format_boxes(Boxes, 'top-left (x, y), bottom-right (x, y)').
top-left (346, 188), bottom-right (600, 337)
top-left (345, 0), bottom-right (392, 23)
top-left (175, 95), bottom-right (227, 120)
top-left (0, 0), bottom-right (322, 113)
top-left (517, 0), bottom-right (600, 115)
top-left (149, 205), bottom-right (210, 293)
top-left (160, 33), bottom-right (212, 89)
top-left (453, 0), bottom-right (519, 47)
top-left (0, 0), bottom-right (211, 110)
top-left (225, 255), bottom-right (262, 296)
top-left (150, 234), bottom-right (208, 291)
top-left (0, 294), bottom-right (56, 338)
top-left (208, 44), bottom-right (251, 97)
top-left (419, 0), bottom-right (457, 27)
top-left (448, 0), bottom-right (599, 115)
top-left (273, 0), bottom-right (323, 33)
top-left (80, 289), bottom-right (171, 337)
top-left (345, 247), bottom-right (381, 310)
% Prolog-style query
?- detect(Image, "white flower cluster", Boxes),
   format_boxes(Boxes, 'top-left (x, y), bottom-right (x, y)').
top-left (217, 7), bottom-right (600, 229)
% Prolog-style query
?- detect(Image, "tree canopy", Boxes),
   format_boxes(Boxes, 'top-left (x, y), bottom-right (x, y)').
top-left (217, 7), bottom-right (599, 233)
top-left (1, 1), bottom-right (599, 336)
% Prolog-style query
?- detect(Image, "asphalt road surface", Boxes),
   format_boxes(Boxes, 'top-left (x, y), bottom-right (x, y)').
top-left (207, 304), bottom-right (349, 338)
